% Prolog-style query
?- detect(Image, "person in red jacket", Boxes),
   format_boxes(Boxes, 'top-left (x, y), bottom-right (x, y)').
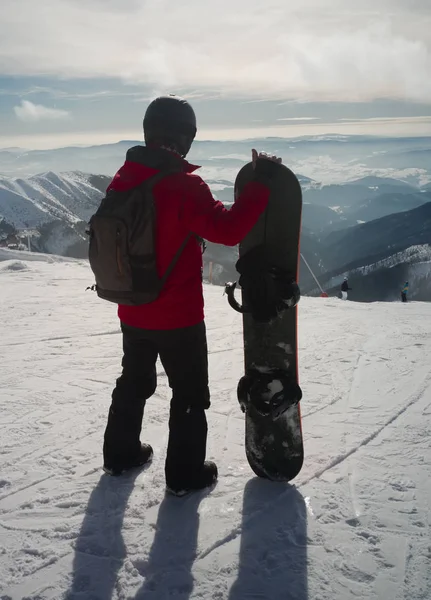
top-left (102, 95), bottom-right (282, 495)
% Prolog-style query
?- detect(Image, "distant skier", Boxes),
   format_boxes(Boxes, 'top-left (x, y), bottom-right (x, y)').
top-left (341, 277), bottom-right (352, 300)
top-left (401, 281), bottom-right (409, 303)
top-left (99, 95), bottom-right (282, 496)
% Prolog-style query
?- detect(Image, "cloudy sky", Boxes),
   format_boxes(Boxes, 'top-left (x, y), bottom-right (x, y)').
top-left (0, 0), bottom-right (430, 148)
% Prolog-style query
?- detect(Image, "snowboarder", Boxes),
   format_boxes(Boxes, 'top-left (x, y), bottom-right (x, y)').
top-left (341, 277), bottom-right (351, 300)
top-left (401, 281), bottom-right (409, 303)
top-left (101, 94), bottom-right (282, 496)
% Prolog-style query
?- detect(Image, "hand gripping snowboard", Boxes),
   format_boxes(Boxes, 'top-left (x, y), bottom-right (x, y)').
top-left (225, 161), bottom-right (304, 481)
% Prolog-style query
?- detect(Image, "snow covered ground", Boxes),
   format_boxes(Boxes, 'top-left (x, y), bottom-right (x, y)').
top-left (0, 250), bottom-right (430, 600)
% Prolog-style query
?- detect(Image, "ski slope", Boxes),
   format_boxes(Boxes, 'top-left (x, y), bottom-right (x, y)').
top-left (0, 251), bottom-right (430, 600)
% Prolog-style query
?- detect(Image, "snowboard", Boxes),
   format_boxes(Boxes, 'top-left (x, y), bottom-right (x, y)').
top-left (226, 160), bottom-right (303, 482)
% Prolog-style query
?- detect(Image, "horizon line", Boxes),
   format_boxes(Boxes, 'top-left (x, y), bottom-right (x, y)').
top-left (2, 132), bottom-right (431, 153)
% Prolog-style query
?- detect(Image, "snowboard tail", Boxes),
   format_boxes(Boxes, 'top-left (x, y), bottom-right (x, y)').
top-left (230, 161), bottom-right (304, 482)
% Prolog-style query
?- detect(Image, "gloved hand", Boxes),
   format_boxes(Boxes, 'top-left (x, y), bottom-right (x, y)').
top-left (251, 148), bottom-right (282, 184)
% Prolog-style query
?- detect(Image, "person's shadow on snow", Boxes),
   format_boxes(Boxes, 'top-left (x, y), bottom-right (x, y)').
top-left (133, 490), bottom-right (207, 600)
top-left (65, 470), bottom-right (139, 600)
top-left (229, 478), bottom-right (308, 600)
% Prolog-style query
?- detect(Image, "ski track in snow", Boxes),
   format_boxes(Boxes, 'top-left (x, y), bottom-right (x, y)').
top-left (0, 256), bottom-right (430, 600)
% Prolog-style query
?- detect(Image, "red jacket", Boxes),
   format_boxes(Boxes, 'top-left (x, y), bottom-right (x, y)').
top-left (110, 146), bottom-right (270, 330)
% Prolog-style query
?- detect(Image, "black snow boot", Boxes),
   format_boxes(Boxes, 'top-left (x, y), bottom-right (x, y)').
top-left (166, 461), bottom-right (218, 497)
top-left (103, 443), bottom-right (153, 476)
top-left (164, 404), bottom-right (217, 496)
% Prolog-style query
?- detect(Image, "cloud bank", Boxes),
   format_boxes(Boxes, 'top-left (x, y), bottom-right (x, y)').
top-left (13, 100), bottom-right (70, 122)
top-left (0, 0), bottom-right (430, 103)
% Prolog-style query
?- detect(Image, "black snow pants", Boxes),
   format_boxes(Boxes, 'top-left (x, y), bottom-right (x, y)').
top-left (103, 321), bottom-right (210, 487)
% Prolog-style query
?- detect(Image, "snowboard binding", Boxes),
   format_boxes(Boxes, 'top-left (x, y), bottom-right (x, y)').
top-left (224, 245), bottom-right (300, 323)
top-left (237, 369), bottom-right (302, 420)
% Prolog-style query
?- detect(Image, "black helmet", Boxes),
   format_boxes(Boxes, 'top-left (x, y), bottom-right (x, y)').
top-left (143, 94), bottom-right (197, 157)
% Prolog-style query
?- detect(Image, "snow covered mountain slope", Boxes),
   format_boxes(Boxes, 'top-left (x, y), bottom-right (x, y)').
top-left (309, 244), bottom-right (431, 302)
top-left (357, 244), bottom-right (431, 274)
top-left (0, 171), bottom-right (107, 228)
top-left (0, 253), bottom-right (430, 599)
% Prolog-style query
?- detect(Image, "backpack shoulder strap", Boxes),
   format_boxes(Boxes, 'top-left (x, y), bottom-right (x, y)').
top-left (160, 231), bottom-right (192, 285)
top-left (141, 169), bottom-right (174, 192)
top-left (138, 168), bottom-right (192, 286)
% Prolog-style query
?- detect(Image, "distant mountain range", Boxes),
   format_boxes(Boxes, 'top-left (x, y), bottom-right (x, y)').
top-left (1, 135), bottom-right (430, 187)
top-left (306, 244), bottom-right (431, 303)
top-left (0, 172), bottom-right (110, 256)
top-left (206, 176), bottom-right (431, 233)
top-left (1, 135), bottom-right (430, 301)
top-left (295, 199), bottom-right (431, 303)
top-left (318, 201), bottom-right (431, 270)
top-left (0, 171), bottom-right (110, 227)
top-left (204, 196), bottom-right (431, 301)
